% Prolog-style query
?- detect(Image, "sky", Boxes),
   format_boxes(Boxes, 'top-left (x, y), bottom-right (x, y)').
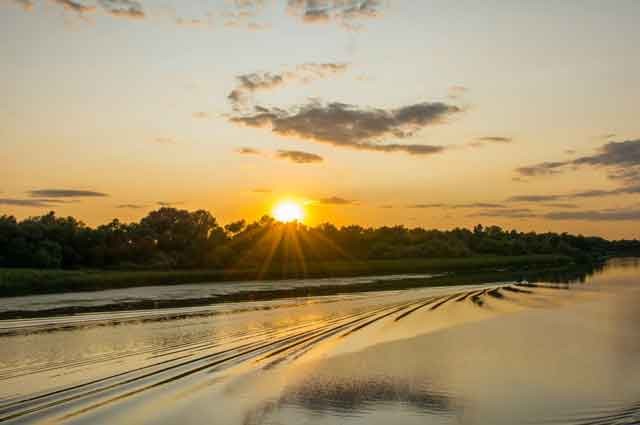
top-left (1, 0), bottom-right (639, 239)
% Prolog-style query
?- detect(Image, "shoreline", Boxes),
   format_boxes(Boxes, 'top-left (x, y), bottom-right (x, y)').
top-left (0, 255), bottom-right (573, 298)
top-left (0, 261), bottom-right (598, 320)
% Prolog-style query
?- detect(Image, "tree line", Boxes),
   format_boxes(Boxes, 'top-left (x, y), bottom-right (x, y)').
top-left (0, 208), bottom-right (638, 269)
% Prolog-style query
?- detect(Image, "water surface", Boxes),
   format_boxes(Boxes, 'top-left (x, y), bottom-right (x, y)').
top-left (0, 258), bottom-right (638, 424)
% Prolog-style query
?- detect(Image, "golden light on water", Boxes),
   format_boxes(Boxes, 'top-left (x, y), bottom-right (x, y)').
top-left (272, 200), bottom-right (305, 223)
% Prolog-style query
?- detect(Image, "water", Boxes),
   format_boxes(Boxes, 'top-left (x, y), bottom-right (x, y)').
top-left (0, 258), bottom-right (638, 424)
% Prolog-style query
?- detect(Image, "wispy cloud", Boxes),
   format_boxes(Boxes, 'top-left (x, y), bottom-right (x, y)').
top-left (318, 196), bottom-right (356, 205)
top-left (236, 147), bottom-right (262, 155)
top-left (50, 0), bottom-right (96, 14)
top-left (545, 209), bottom-right (640, 221)
top-left (472, 208), bottom-right (536, 219)
top-left (506, 184), bottom-right (640, 202)
top-left (0, 198), bottom-right (64, 207)
top-left (29, 189), bottom-right (108, 198)
top-left (116, 203), bottom-right (146, 209)
top-left (286, 0), bottom-right (382, 29)
top-left (408, 202), bottom-right (505, 209)
top-left (468, 136), bottom-right (513, 148)
top-left (192, 111), bottom-right (209, 119)
top-left (98, 0), bottom-right (144, 19)
top-left (231, 100), bottom-right (459, 156)
top-left (516, 139), bottom-right (640, 185)
top-left (157, 201), bottom-right (184, 207)
top-left (276, 149), bottom-right (323, 164)
top-left (228, 63), bottom-right (349, 110)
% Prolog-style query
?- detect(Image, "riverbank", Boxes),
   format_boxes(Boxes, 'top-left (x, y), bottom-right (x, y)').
top-left (0, 254), bottom-right (572, 298)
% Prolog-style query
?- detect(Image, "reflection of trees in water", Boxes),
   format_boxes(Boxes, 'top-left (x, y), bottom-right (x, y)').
top-left (523, 262), bottom-right (602, 285)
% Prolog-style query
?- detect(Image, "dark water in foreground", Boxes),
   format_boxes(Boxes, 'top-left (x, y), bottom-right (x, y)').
top-left (0, 258), bottom-right (639, 424)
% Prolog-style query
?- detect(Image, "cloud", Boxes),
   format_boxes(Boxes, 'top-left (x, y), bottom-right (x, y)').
top-left (601, 133), bottom-right (617, 139)
top-left (29, 189), bottom-right (108, 198)
top-left (318, 196), bottom-right (355, 205)
top-left (236, 147), bottom-right (261, 155)
top-left (408, 204), bottom-right (445, 208)
top-left (408, 202), bottom-right (505, 209)
top-left (506, 184), bottom-right (640, 202)
top-left (380, 204), bottom-right (393, 208)
top-left (544, 209), bottom-right (640, 221)
top-left (276, 149), bottom-right (323, 164)
top-left (0, 198), bottom-right (64, 207)
top-left (286, 0), bottom-right (382, 29)
top-left (228, 63), bottom-right (349, 110)
top-left (230, 100), bottom-right (459, 155)
top-left (472, 208), bottom-right (536, 219)
top-left (192, 112), bottom-right (209, 119)
top-left (157, 201), bottom-right (184, 207)
top-left (98, 0), bottom-right (144, 19)
top-left (545, 203), bottom-right (579, 209)
top-left (516, 139), bottom-right (640, 184)
top-left (116, 204), bottom-right (146, 209)
top-left (469, 136), bottom-right (513, 148)
top-left (252, 188), bottom-right (272, 193)
top-left (515, 161), bottom-right (569, 176)
top-left (50, 0), bottom-right (96, 14)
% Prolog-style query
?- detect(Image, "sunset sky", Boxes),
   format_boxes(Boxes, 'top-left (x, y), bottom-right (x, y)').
top-left (2, 0), bottom-right (639, 239)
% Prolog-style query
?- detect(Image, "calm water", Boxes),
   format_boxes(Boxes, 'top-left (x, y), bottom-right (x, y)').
top-left (0, 258), bottom-right (638, 424)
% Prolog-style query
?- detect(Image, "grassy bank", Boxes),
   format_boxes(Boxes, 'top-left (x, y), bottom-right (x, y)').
top-left (0, 254), bottom-right (571, 297)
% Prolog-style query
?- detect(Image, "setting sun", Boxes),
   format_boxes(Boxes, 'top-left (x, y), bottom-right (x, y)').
top-left (272, 201), bottom-right (304, 223)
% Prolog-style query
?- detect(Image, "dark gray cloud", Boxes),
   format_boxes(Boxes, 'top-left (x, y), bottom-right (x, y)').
top-left (276, 149), bottom-right (323, 164)
top-left (98, 0), bottom-right (144, 19)
top-left (516, 139), bottom-right (640, 184)
top-left (544, 209), bottom-right (640, 221)
top-left (29, 189), bottom-right (108, 198)
top-left (231, 100), bottom-right (459, 155)
top-left (318, 196), bottom-right (355, 205)
top-left (236, 147), bottom-right (261, 155)
top-left (287, 0), bottom-right (381, 28)
top-left (228, 63), bottom-right (349, 110)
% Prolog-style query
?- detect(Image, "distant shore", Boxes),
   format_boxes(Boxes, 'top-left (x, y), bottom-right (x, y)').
top-left (0, 254), bottom-right (574, 298)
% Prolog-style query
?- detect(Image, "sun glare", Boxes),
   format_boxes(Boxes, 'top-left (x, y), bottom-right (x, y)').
top-left (273, 200), bottom-right (304, 223)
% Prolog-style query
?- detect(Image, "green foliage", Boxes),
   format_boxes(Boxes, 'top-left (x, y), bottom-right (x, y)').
top-left (0, 208), bottom-right (637, 271)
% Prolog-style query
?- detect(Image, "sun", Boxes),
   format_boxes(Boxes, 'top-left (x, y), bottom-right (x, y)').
top-left (273, 200), bottom-right (305, 223)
